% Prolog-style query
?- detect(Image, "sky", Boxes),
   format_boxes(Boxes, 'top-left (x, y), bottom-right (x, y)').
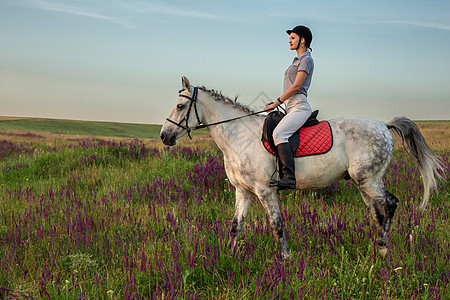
top-left (1, 0), bottom-right (449, 124)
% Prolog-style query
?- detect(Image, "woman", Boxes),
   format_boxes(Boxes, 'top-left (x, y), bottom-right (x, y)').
top-left (265, 25), bottom-right (314, 189)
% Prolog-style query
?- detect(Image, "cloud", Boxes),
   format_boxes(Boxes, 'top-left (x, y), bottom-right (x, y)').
top-left (109, 0), bottom-right (228, 20)
top-left (23, 0), bottom-right (135, 28)
top-left (21, 0), bottom-right (229, 29)
top-left (30, 1), bottom-right (111, 20)
top-left (383, 20), bottom-right (450, 31)
top-left (269, 11), bottom-right (450, 32)
top-left (266, 2), bottom-right (450, 32)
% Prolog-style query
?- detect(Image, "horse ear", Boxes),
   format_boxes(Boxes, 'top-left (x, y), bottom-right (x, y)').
top-left (182, 76), bottom-right (191, 91)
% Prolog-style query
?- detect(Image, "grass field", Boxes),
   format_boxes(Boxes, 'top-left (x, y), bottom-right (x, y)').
top-left (0, 118), bottom-right (448, 299)
top-left (0, 117), bottom-right (209, 139)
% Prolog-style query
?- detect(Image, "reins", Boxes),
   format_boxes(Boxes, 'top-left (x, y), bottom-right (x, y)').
top-left (166, 86), bottom-right (271, 139)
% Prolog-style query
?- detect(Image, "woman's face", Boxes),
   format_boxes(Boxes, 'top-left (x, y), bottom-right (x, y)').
top-left (289, 33), bottom-right (301, 50)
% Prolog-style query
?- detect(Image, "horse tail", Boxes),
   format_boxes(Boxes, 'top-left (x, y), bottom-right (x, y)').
top-left (385, 117), bottom-right (445, 212)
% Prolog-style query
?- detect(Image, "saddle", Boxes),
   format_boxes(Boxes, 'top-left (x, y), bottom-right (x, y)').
top-left (261, 110), bottom-right (333, 157)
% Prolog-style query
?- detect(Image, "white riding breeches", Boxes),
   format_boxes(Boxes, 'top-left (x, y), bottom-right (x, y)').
top-left (273, 94), bottom-right (312, 146)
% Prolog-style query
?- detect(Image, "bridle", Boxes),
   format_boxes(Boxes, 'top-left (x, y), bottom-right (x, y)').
top-left (165, 86), bottom-right (271, 139)
top-left (165, 87), bottom-right (203, 139)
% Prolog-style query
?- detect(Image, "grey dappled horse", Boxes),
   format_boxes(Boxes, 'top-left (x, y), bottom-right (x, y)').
top-left (160, 76), bottom-right (444, 259)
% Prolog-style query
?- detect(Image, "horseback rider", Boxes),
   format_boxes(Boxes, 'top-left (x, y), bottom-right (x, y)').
top-left (265, 25), bottom-right (314, 190)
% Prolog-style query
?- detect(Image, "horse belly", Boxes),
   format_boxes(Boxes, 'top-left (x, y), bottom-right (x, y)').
top-left (294, 149), bottom-right (348, 189)
top-left (295, 154), bottom-right (347, 189)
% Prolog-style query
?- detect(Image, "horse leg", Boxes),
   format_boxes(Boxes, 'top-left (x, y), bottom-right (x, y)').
top-left (358, 184), bottom-right (399, 256)
top-left (228, 188), bottom-right (252, 252)
top-left (383, 190), bottom-right (399, 234)
top-left (358, 189), bottom-right (386, 241)
top-left (255, 186), bottom-right (290, 259)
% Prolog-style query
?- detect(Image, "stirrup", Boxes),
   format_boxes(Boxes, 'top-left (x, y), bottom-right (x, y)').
top-left (269, 179), bottom-right (278, 186)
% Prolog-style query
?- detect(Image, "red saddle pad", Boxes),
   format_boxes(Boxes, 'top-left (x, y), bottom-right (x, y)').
top-left (263, 121), bottom-right (333, 157)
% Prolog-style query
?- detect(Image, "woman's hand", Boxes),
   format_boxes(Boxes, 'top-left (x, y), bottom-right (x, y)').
top-left (265, 102), bottom-right (277, 112)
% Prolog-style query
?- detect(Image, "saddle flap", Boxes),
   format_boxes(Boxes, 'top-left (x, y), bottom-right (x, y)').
top-left (262, 110), bottom-right (320, 155)
top-left (262, 111), bottom-right (285, 155)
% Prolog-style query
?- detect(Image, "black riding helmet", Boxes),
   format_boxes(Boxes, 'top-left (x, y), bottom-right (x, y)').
top-left (286, 25), bottom-right (312, 50)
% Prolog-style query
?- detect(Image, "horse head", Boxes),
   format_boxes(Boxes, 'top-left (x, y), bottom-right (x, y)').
top-left (160, 76), bottom-right (204, 146)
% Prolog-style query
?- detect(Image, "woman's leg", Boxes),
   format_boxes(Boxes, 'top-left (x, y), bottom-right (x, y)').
top-left (273, 109), bottom-right (312, 146)
top-left (272, 109), bottom-right (312, 189)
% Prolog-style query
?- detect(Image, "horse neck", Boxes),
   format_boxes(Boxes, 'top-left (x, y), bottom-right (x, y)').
top-left (197, 92), bottom-right (263, 154)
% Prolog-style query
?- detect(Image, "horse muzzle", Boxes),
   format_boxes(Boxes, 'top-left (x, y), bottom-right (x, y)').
top-left (160, 130), bottom-right (177, 146)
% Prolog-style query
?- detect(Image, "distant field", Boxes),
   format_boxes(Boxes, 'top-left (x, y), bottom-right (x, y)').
top-left (0, 117), bottom-right (208, 139)
top-left (414, 120), bottom-right (450, 150)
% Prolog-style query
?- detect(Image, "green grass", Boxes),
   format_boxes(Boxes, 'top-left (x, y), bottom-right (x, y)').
top-left (0, 141), bottom-right (204, 195)
top-left (0, 125), bottom-right (448, 299)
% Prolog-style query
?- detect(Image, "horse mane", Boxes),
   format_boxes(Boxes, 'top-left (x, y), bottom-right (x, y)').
top-left (198, 86), bottom-right (255, 114)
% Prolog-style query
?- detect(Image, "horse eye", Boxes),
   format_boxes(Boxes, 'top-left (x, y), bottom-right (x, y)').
top-left (177, 104), bottom-right (184, 110)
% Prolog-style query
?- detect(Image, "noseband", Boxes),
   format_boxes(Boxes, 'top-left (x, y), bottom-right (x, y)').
top-left (166, 86), bottom-right (271, 139)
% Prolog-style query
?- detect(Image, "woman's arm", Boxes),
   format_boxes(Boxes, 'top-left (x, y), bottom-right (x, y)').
top-left (265, 71), bottom-right (308, 111)
top-left (281, 70), bottom-right (307, 101)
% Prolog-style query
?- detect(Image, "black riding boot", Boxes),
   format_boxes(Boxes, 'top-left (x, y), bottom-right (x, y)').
top-left (271, 143), bottom-right (296, 190)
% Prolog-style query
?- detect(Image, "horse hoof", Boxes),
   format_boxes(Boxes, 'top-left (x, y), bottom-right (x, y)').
top-left (281, 248), bottom-right (291, 260)
top-left (282, 253), bottom-right (291, 260)
top-left (378, 246), bottom-right (388, 257)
